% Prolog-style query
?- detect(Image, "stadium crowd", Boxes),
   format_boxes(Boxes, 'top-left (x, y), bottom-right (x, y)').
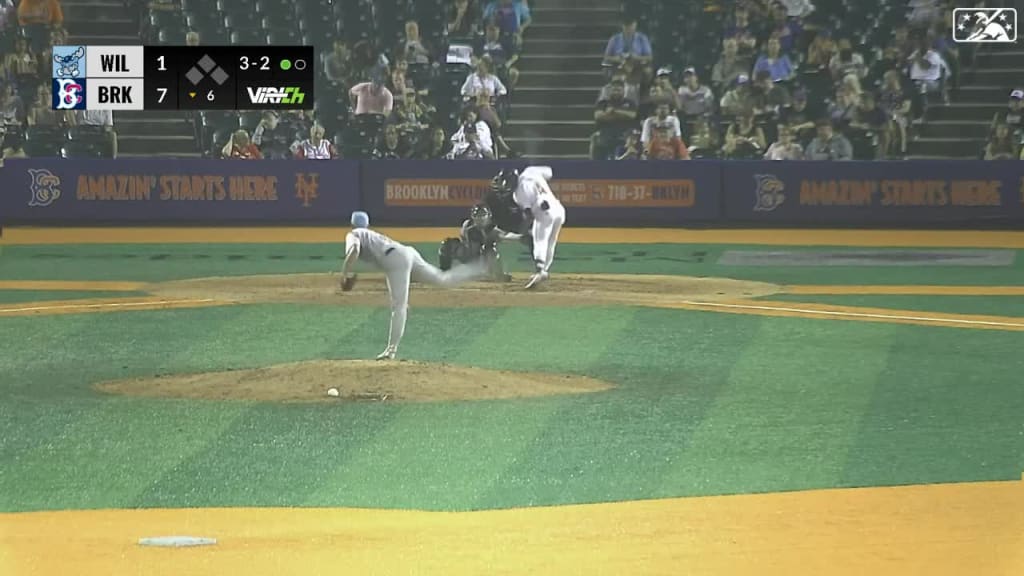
top-left (591, 0), bottom-right (1011, 161)
top-left (0, 0), bottom-right (1019, 162)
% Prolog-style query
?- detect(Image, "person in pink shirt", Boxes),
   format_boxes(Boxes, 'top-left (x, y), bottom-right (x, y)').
top-left (349, 70), bottom-right (394, 117)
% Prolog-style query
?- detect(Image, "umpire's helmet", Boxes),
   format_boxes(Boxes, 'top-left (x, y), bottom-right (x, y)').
top-left (490, 169), bottom-right (520, 196)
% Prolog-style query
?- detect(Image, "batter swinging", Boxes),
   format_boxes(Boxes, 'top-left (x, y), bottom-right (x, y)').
top-left (339, 211), bottom-right (489, 360)
top-left (492, 166), bottom-right (566, 289)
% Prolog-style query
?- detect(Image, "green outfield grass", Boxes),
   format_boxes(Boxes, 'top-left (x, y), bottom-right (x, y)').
top-left (1, 242), bottom-right (1023, 513)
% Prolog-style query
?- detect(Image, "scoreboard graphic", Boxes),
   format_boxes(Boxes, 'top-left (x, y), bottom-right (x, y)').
top-left (52, 45), bottom-right (315, 111)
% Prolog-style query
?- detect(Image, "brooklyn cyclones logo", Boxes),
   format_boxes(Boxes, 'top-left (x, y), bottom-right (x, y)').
top-left (54, 78), bottom-right (85, 110)
top-left (28, 169), bottom-right (62, 207)
top-left (753, 174), bottom-right (786, 212)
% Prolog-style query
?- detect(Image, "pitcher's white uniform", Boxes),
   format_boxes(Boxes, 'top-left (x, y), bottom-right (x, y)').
top-left (345, 227), bottom-right (485, 359)
top-left (513, 165), bottom-right (565, 288)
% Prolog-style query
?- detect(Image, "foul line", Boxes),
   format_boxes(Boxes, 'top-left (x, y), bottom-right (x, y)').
top-left (784, 285), bottom-right (1024, 296)
top-left (673, 300), bottom-right (1024, 330)
top-left (0, 298), bottom-right (222, 315)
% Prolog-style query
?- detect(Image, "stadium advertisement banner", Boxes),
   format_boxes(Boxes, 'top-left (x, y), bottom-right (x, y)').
top-left (0, 158), bottom-right (359, 222)
top-left (723, 161), bottom-right (1024, 224)
top-left (360, 160), bottom-right (723, 225)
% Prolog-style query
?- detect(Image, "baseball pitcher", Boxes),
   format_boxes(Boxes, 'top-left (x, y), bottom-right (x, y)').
top-left (438, 204), bottom-right (521, 282)
top-left (492, 166), bottom-right (566, 289)
top-left (340, 211), bottom-right (490, 360)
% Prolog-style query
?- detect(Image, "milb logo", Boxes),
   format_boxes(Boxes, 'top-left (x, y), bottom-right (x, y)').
top-left (246, 87), bottom-right (305, 105)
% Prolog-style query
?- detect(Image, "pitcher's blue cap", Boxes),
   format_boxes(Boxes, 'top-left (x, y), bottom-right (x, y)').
top-left (351, 211), bottom-right (369, 228)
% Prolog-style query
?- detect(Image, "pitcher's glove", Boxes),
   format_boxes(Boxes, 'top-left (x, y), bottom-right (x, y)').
top-left (340, 274), bottom-right (358, 292)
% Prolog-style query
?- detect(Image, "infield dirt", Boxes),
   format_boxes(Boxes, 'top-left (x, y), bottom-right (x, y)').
top-left (95, 359), bottom-right (615, 403)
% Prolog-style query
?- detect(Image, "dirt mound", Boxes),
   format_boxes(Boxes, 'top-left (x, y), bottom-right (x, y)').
top-left (145, 273), bottom-right (779, 308)
top-left (95, 360), bottom-right (614, 403)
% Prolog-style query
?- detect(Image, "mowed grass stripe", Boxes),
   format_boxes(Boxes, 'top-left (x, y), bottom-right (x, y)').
top-left (766, 294), bottom-right (1024, 319)
top-left (470, 307), bottom-right (765, 508)
top-left (660, 318), bottom-right (894, 496)
top-left (303, 307), bottom-right (635, 510)
top-left (841, 326), bottom-right (1024, 487)
top-left (0, 290), bottom-right (150, 304)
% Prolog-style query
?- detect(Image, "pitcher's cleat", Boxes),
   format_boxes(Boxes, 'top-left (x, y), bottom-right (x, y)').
top-left (375, 347), bottom-right (397, 361)
top-left (524, 271), bottom-right (549, 290)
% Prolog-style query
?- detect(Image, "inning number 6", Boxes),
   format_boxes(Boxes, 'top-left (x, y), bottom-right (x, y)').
top-left (207, 90), bottom-right (215, 101)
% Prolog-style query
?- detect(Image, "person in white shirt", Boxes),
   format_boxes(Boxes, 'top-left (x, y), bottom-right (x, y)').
top-left (764, 125), bottom-right (804, 160)
top-left (641, 103), bottom-right (682, 148)
top-left (447, 107), bottom-right (494, 159)
top-left (907, 37), bottom-right (950, 120)
top-left (460, 57), bottom-right (508, 103)
top-left (73, 109), bottom-right (117, 157)
top-left (339, 211), bottom-right (489, 360)
top-left (491, 166), bottom-right (566, 289)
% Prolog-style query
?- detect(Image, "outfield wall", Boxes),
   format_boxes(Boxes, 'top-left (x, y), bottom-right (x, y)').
top-left (2, 158), bottom-right (1022, 227)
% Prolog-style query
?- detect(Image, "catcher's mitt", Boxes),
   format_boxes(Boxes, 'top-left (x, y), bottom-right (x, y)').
top-left (340, 274), bottom-right (358, 292)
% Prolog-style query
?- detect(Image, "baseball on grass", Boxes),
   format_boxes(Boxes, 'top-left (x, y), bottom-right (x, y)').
top-left (327, 387), bottom-right (340, 397)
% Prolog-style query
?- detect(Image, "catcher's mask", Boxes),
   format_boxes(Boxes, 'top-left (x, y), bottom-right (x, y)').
top-left (490, 169), bottom-right (520, 196)
top-left (470, 204), bottom-right (492, 227)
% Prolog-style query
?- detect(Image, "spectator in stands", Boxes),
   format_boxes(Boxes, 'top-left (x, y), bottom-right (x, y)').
top-left (711, 38), bottom-right (749, 94)
top-left (645, 69), bottom-right (678, 117)
top-left (720, 74), bottom-right (757, 117)
top-left (402, 20), bottom-right (432, 66)
top-left (0, 0), bottom-right (15, 30)
top-left (888, 25), bottom-right (914, 61)
top-left (615, 129), bottom-right (642, 160)
top-left (251, 112), bottom-right (292, 159)
top-left (641, 103), bottom-right (682, 149)
top-left (753, 36), bottom-right (794, 83)
top-left (391, 90), bottom-right (430, 137)
top-left (764, 125), bottom-right (803, 159)
top-left (645, 123), bottom-right (690, 160)
top-left (879, 70), bottom-right (911, 157)
top-left (752, 69), bottom-right (790, 117)
top-left (477, 22), bottom-right (520, 88)
top-left (448, 107), bottom-right (494, 159)
top-left (991, 89), bottom-right (1023, 141)
top-left (590, 78), bottom-right (638, 160)
top-left (907, 36), bottom-right (950, 122)
top-left (373, 124), bottom-right (404, 159)
top-left (350, 68), bottom-right (394, 145)
top-left (461, 56), bottom-right (507, 104)
top-left (984, 123), bottom-right (1017, 160)
top-left (186, 31), bottom-right (200, 47)
top-left (221, 130), bottom-right (262, 159)
top-left (930, 20), bottom-right (959, 89)
top-left (722, 112), bottom-right (766, 158)
top-left (777, 0), bottom-right (814, 18)
top-left (448, 0), bottom-right (481, 41)
top-left (27, 84), bottom-right (65, 126)
top-left (0, 83), bottom-right (24, 128)
top-left (847, 92), bottom-right (888, 159)
top-left (414, 126), bottom-right (449, 159)
top-left (804, 118), bottom-right (852, 160)
top-left (827, 78), bottom-right (860, 130)
top-left (722, 3), bottom-right (759, 60)
top-left (388, 59), bottom-right (415, 107)
top-left (293, 123), bottom-right (338, 159)
top-left (780, 88), bottom-right (816, 144)
top-left (677, 68), bottom-right (715, 123)
top-left (17, 0), bottom-right (63, 52)
top-left (908, 0), bottom-right (942, 29)
top-left (767, 1), bottom-right (802, 54)
top-left (483, 0), bottom-right (531, 49)
top-left (687, 117), bottom-right (720, 157)
top-left (602, 16), bottom-right (653, 81)
top-left (804, 29), bottom-right (836, 73)
top-left (829, 38), bottom-right (866, 83)
top-left (278, 109), bottom-right (314, 144)
top-left (4, 38), bottom-right (38, 93)
top-left (325, 40), bottom-right (355, 89)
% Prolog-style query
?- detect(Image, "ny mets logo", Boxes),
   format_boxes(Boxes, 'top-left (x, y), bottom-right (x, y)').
top-left (28, 169), bottom-right (62, 207)
top-left (753, 174), bottom-right (785, 212)
top-left (295, 173), bottom-right (319, 207)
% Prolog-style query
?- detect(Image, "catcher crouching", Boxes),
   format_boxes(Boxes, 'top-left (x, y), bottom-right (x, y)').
top-left (439, 204), bottom-right (522, 281)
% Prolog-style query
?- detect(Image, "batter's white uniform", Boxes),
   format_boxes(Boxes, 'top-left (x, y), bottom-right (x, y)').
top-left (513, 166), bottom-right (565, 284)
top-left (345, 227), bottom-right (485, 357)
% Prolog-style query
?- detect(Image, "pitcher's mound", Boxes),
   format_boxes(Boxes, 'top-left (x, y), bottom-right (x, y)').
top-left (95, 360), bottom-right (614, 403)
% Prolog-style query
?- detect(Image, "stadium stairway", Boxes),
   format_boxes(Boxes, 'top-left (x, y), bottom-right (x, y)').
top-left (504, 0), bottom-right (619, 159)
top-left (907, 47), bottom-right (1024, 159)
top-left (63, 0), bottom-right (198, 157)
